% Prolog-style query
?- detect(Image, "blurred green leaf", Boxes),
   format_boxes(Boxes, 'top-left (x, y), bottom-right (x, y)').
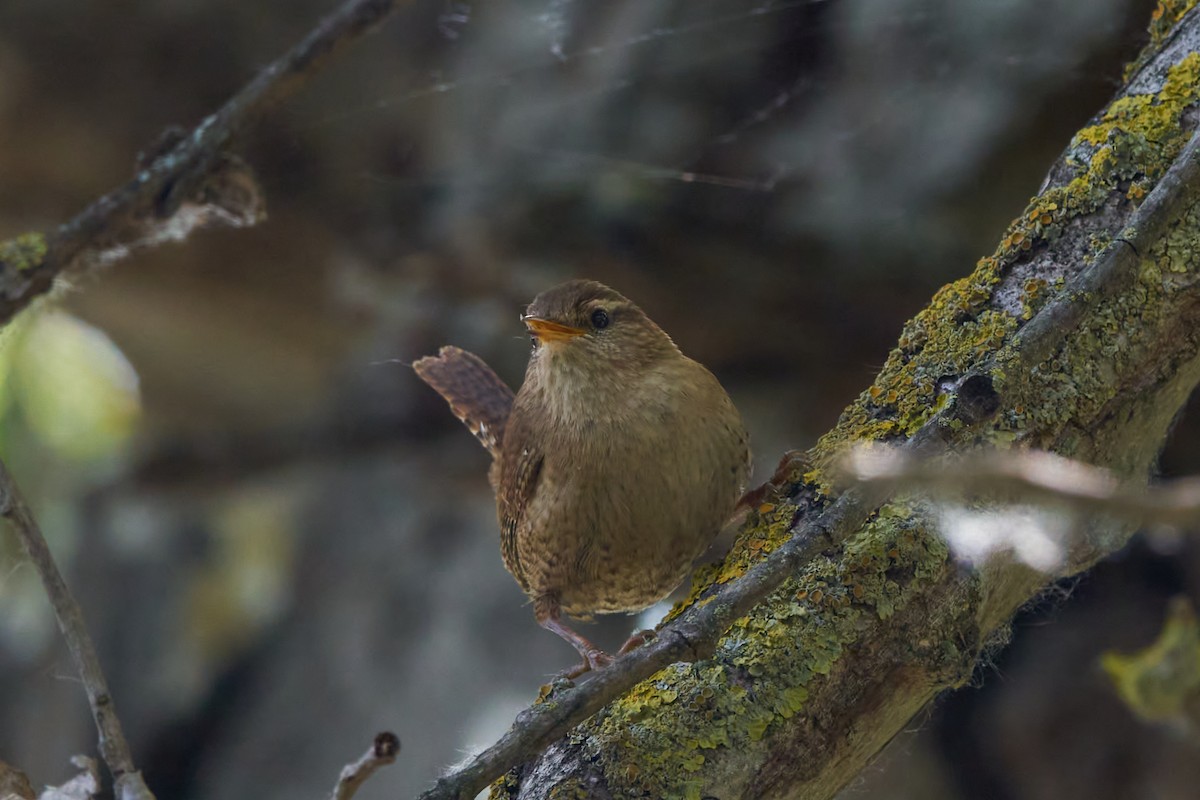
top-left (1102, 596), bottom-right (1200, 725)
top-left (8, 310), bottom-right (140, 461)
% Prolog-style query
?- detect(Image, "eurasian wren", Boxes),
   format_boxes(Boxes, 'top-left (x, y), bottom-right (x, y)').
top-left (414, 280), bottom-right (750, 675)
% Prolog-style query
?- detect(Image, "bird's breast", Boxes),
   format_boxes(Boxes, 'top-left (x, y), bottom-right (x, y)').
top-left (510, 359), bottom-right (748, 615)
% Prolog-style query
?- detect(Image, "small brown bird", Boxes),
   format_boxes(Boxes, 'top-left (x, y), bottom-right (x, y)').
top-left (414, 280), bottom-right (749, 675)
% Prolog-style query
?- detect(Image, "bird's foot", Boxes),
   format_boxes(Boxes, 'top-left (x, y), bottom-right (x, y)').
top-left (559, 629), bottom-right (656, 678)
top-left (536, 594), bottom-right (627, 679)
top-left (735, 449), bottom-right (810, 512)
top-left (617, 628), bottom-right (657, 655)
top-left (560, 648), bottom-right (614, 680)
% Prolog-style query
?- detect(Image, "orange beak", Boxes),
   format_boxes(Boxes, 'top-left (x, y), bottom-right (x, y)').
top-left (523, 316), bottom-right (585, 343)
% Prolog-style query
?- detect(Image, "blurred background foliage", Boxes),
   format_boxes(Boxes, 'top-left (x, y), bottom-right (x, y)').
top-left (2, 0), bottom-right (1200, 798)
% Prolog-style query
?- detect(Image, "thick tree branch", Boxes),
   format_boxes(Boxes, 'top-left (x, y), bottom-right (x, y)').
top-left (470, 6), bottom-right (1200, 799)
top-left (0, 458), bottom-right (154, 800)
top-left (0, 0), bottom-right (413, 327)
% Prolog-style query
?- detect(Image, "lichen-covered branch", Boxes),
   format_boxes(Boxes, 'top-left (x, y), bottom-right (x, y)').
top-left (0, 457), bottom-right (155, 800)
top-left (480, 4), bottom-right (1200, 799)
top-left (0, 0), bottom-right (412, 327)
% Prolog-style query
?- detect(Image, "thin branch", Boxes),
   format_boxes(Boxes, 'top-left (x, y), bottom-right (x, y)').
top-left (0, 0), bottom-right (414, 327)
top-left (0, 458), bottom-right (154, 800)
top-left (330, 732), bottom-right (401, 800)
top-left (842, 447), bottom-right (1200, 529)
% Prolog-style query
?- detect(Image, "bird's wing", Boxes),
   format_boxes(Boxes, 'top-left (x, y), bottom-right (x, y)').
top-left (496, 410), bottom-right (543, 592)
top-left (413, 346), bottom-right (515, 458)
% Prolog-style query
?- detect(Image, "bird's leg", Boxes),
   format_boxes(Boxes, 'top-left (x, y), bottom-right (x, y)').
top-left (735, 449), bottom-right (810, 512)
top-left (535, 595), bottom-right (613, 678)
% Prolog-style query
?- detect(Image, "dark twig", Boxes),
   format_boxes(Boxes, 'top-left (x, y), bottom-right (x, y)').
top-left (0, 458), bottom-right (154, 800)
top-left (0, 0), bottom-right (413, 327)
top-left (330, 732), bottom-right (401, 800)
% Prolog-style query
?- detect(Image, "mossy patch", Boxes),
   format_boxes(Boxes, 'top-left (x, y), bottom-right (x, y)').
top-left (0, 232), bottom-right (47, 273)
top-left (801, 50), bottom-right (1200, 491)
top-left (997, 193), bottom-right (1200, 454)
top-left (1126, 0), bottom-right (1200, 81)
top-left (574, 505), bottom-right (948, 798)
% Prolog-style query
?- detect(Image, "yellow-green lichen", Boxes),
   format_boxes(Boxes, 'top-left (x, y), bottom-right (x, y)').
top-left (802, 265), bottom-right (1018, 488)
top-left (0, 232), bottom-right (47, 272)
top-left (545, 780), bottom-right (592, 800)
top-left (663, 501), bottom-right (801, 623)
top-left (490, 771), bottom-right (522, 799)
top-left (1073, 51), bottom-right (1200, 203)
top-left (1152, 0), bottom-right (1198, 41)
top-left (580, 506), bottom-right (949, 798)
top-left (711, 501), bottom-right (799, 584)
top-left (801, 50), bottom-right (1200, 491)
top-left (1126, 1), bottom-right (1200, 81)
top-left (998, 192), bottom-right (1200, 452)
top-left (1020, 278), bottom-right (1048, 321)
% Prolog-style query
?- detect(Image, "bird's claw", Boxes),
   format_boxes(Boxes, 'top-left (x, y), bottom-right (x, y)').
top-left (617, 628), bottom-right (656, 655)
top-left (560, 648), bottom-right (615, 680)
top-left (559, 629), bottom-right (656, 678)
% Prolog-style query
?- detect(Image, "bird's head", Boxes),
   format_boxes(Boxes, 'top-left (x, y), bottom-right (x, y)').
top-left (522, 280), bottom-right (678, 372)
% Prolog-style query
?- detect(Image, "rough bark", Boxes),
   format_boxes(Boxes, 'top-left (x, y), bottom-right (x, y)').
top-left (495, 4), bottom-right (1200, 799)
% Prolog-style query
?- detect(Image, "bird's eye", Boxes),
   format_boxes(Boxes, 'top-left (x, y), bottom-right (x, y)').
top-left (591, 308), bottom-right (610, 329)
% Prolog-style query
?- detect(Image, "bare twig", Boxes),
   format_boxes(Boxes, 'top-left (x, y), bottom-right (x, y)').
top-left (0, 0), bottom-right (413, 327)
top-left (330, 732), bottom-right (401, 800)
top-left (0, 459), bottom-right (154, 800)
top-left (841, 447), bottom-right (1200, 529)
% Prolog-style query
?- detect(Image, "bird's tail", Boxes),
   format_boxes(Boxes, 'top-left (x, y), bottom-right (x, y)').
top-left (413, 346), bottom-right (514, 458)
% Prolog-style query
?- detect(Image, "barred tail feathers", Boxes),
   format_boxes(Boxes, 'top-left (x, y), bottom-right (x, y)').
top-left (413, 346), bottom-right (514, 458)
